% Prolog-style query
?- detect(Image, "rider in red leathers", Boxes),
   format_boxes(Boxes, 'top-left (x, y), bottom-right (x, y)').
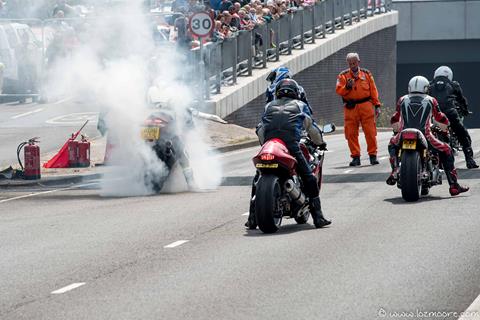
top-left (386, 76), bottom-right (469, 196)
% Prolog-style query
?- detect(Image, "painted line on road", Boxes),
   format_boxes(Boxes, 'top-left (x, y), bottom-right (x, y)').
top-left (0, 182), bottom-right (99, 204)
top-left (11, 108), bottom-right (43, 119)
top-left (379, 156), bottom-right (388, 160)
top-left (344, 169), bottom-right (354, 173)
top-left (459, 294), bottom-right (480, 320)
top-left (53, 97), bottom-right (73, 105)
top-left (164, 240), bottom-right (189, 248)
top-left (242, 212), bottom-right (249, 216)
top-left (51, 282), bottom-right (86, 294)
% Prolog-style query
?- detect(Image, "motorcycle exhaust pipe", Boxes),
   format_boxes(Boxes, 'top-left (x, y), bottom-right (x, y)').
top-left (284, 179), bottom-right (306, 206)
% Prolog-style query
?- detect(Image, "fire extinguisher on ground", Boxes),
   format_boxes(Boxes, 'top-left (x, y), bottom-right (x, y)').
top-left (77, 135), bottom-right (90, 167)
top-left (68, 134), bottom-right (79, 168)
top-left (17, 137), bottom-right (41, 180)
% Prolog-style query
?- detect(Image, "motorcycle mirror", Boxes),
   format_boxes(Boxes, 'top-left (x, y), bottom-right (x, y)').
top-left (322, 123), bottom-right (336, 134)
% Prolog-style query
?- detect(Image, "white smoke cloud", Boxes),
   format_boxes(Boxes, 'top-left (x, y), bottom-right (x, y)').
top-left (43, 1), bottom-right (222, 196)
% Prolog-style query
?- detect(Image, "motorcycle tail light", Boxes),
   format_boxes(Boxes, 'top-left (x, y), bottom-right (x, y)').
top-left (402, 132), bottom-right (417, 140)
top-left (260, 153), bottom-right (275, 161)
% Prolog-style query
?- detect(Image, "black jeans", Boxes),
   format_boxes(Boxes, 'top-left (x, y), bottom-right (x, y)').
top-left (443, 108), bottom-right (472, 149)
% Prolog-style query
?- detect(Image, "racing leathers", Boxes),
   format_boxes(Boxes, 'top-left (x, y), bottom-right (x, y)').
top-left (387, 93), bottom-right (469, 196)
top-left (428, 76), bottom-right (478, 168)
top-left (246, 97), bottom-right (331, 229)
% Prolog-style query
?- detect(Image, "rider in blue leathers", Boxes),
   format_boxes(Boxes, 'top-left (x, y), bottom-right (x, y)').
top-left (265, 67), bottom-right (313, 115)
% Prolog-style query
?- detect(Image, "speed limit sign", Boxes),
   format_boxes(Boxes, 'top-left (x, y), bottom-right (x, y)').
top-left (189, 12), bottom-right (214, 38)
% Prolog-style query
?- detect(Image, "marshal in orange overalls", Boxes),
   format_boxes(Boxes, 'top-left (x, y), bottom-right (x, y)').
top-left (336, 68), bottom-right (381, 158)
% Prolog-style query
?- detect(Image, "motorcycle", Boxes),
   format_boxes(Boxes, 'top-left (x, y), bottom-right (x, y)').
top-left (141, 106), bottom-right (183, 192)
top-left (252, 124), bottom-right (335, 233)
top-left (395, 128), bottom-right (443, 202)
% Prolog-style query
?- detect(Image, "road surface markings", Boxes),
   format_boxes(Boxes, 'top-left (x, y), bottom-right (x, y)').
top-left (459, 294), bottom-right (480, 320)
top-left (242, 212), bottom-right (249, 216)
top-left (344, 169), bottom-right (354, 173)
top-left (379, 156), bottom-right (388, 160)
top-left (46, 112), bottom-right (98, 125)
top-left (164, 240), bottom-right (189, 248)
top-left (53, 97), bottom-right (73, 105)
top-left (51, 283), bottom-right (86, 294)
top-left (11, 108), bottom-right (43, 119)
top-left (0, 182), bottom-right (98, 204)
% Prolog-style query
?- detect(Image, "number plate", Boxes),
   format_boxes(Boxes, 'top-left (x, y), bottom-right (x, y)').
top-left (402, 139), bottom-right (417, 150)
top-left (141, 127), bottom-right (160, 140)
top-left (255, 163), bottom-right (279, 169)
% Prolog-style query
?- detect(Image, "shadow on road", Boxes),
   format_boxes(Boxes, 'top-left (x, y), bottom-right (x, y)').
top-left (383, 194), bottom-right (469, 205)
top-left (243, 222), bottom-right (331, 237)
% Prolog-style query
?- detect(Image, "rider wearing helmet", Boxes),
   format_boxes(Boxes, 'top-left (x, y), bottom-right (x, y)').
top-left (265, 67), bottom-right (312, 114)
top-left (387, 76), bottom-right (469, 196)
top-left (246, 79), bottom-right (331, 229)
top-left (428, 66), bottom-right (478, 169)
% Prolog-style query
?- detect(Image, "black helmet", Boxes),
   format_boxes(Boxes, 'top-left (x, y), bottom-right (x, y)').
top-left (275, 78), bottom-right (300, 100)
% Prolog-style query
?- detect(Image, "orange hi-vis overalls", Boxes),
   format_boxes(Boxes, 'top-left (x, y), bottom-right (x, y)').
top-left (336, 68), bottom-right (381, 158)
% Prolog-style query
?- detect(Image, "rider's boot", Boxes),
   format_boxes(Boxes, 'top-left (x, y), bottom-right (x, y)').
top-left (445, 168), bottom-right (470, 196)
top-left (309, 197), bottom-right (331, 228)
top-left (386, 156), bottom-right (398, 186)
top-left (464, 147), bottom-right (479, 169)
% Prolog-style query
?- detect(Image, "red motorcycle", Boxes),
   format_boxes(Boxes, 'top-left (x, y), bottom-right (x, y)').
top-left (252, 124), bottom-right (335, 233)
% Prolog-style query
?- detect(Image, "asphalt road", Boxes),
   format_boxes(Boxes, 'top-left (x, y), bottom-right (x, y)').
top-left (1, 130), bottom-right (480, 320)
top-left (0, 98), bottom-right (100, 168)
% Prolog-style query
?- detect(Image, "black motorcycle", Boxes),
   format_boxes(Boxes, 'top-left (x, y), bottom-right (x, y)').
top-left (395, 128), bottom-right (443, 202)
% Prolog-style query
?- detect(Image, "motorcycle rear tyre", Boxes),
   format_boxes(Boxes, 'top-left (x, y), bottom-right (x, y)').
top-left (400, 151), bottom-right (422, 202)
top-left (255, 174), bottom-right (283, 233)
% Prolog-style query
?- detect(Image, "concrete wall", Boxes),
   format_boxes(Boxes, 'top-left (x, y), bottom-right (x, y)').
top-left (393, 0), bottom-right (480, 41)
top-left (206, 11), bottom-right (398, 121)
top-left (226, 26), bottom-right (397, 127)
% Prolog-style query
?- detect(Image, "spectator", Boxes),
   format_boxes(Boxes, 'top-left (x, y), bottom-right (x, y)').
top-left (52, 0), bottom-right (75, 18)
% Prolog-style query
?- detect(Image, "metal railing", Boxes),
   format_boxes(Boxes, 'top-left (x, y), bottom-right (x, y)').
top-left (190, 0), bottom-right (392, 103)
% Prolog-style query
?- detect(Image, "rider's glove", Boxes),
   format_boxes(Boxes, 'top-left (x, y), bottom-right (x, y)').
top-left (318, 142), bottom-right (327, 150)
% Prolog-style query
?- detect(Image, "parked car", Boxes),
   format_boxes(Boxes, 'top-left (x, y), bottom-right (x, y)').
top-left (0, 22), bottom-right (43, 102)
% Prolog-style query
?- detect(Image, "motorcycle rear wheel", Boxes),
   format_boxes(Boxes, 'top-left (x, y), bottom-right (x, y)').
top-left (255, 174), bottom-right (283, 233)
top-left (400, 151), bottom-right (422, 202)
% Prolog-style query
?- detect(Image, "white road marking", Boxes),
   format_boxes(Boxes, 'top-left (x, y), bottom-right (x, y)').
top-left (53, 97), bottom-right (73, 105)
top-left (51, 282), bottom-right (86, 294)
top-left (11, 108), bottom-right (43, 119)
top-left (0, 182), bottom-right (98, 204)
top-left (379, 156), bottom-right (388, 160)
top-left (344, 169), bottom-right (354, 173)
top-left (164, 240), bottom-right (189, 248)
top-left (242, 212), bottom-right (249, 216)
top-left (46, 112), bottom-right (98, 125)
top-left (458, 294), bottom-right (480, 320)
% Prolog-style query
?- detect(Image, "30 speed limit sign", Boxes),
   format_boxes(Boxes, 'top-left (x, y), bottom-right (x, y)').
top-left (189, 12), bottom-right (214, 38)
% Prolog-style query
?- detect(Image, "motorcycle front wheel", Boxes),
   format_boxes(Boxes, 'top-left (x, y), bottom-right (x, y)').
top-left (255, 174), bottom-right (283, 233)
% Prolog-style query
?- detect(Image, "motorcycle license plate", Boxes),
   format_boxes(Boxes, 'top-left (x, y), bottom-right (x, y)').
top-left (402, 139), bottom-right (416, 150)
top-left (255, 163), bottom-right (279, 169)
top-left (141, 127), bottom-right (160, 140)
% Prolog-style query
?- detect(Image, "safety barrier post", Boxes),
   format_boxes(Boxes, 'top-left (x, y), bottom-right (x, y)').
top-left (299, 10), bottom-right (305, 49)
top-left (331, 0), bottom-right (336, 33)
top-left (247, 32), bottom-right (253, 76)
top-left (357, 0), bottom-right (361, 22)
top-left (311, 5), bottom-right (315, 44)
top-left (215, 43), bottom-right (221, 94)
top-left (340, 0), bottom-right (345, 29)
top-left (322, 0), bottom-right (327, 38)
top-left (288, 12), bottom-right (293, 54)
top-left (233, 36), bottom-right (238, 84)
top-left (274, 21), bottom-right (280, 61)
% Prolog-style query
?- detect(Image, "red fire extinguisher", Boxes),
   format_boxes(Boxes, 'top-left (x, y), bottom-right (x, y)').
top-left (68, 134), bottom-right (79, 168)
top-left (77, 135), bottom-right (90, 167)
top-left (20, 137), bottom-right (41, 180)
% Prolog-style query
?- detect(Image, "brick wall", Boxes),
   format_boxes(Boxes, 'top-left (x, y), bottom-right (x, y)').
top-left (225, 26), bottom-right (397, 128)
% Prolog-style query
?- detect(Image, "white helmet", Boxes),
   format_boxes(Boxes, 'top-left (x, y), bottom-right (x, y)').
top-left (408, 76), bottom-right (429, 94)
top-left (434, 66), bottom-right (453, 81)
